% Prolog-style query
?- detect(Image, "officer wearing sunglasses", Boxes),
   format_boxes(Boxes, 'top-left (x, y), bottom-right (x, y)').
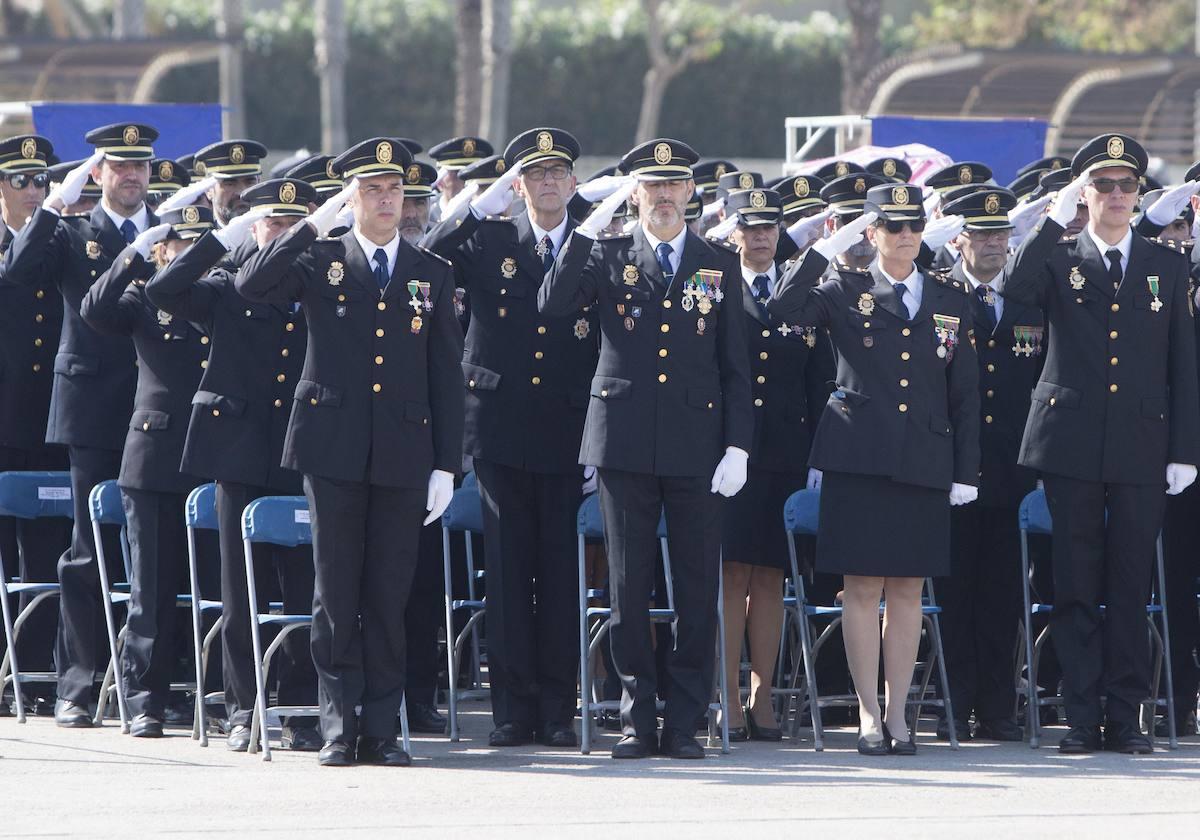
top-left (1002, 133), bottom-right (1200, 755)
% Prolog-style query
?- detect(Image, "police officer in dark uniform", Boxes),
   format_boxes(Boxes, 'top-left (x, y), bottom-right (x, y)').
top-left (867, 157), bottom-right (912, 184)
top-left (427, 136), bottom-right (493, 227)
top-left (817, 173), bottom-right (886, 274)
top-left (79, 206), bottom-right (215, 737)
top-left (0, 124), bottom-right (159, 727)
top-left (421, 127), bottom-right (598, 748)
top-left (0, 134), bottom-right (70, 715)
top-left (194, 140), bottom-right (267, 227)
top-left (925, 162), bottom-right (994, 270)
top-left (1001, 134), bottom-right (1200, 754)
top-left (540, 138), bottom-right (754, 759)
top-left (146, 178), bottom-right (321, 751)
top-left (236, 138), bottom-right (464, 767)
top-left (692, 160), bottom-right (736, 205)
top-left (935, 187), bottom-right (1043, 743)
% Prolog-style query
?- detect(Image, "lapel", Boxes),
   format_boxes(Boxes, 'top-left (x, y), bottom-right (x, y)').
top-left (1071, 230), bottom-right (1116, 299)
top-left (741, 271), bottom-right (771, 326)
top-left (867, 262), bottom-right (910, 321)
top-left (1118, 232), bottom-right (1150, 301)
top-left (89, 205), bottom-right (128, 259)
top-left (917, 269), bottom-right (954, 324)
top-left (670, 231), bottom-right (704, 298)
top-left (632, 226), bottom-right (665, 297)
top-left (339, 230), bottom-right (382, 296)
top-left (514, 213), bottom-right (548, 283)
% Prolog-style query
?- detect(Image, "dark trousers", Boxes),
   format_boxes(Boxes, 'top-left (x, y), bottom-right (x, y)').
top-left (0, 445), bottom-right (71, 682)
top-left (941, 503), bottom-right (1023, 723)
top-left (596, 468), bottom-right (721, 739)
top-left (216, 481), bottom-right (316, 727)
top-left (1043, 474), bottom-right (1165, 728)
top-left (304, 474), bottom-right (424, 742)
top-left (475, 459), bottom-right (581, 729)
top-left (1162, 483), bottom-right (1200, 716)
top-left (56, 445), bottom-right (124, 704)
top-left (404, 518), bottom-right (445, 707)
top-left (118, 487), bottom-right (189, 717)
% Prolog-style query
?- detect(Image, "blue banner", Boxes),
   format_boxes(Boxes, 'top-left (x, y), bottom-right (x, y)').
top-left (870, 116), bottom-right (1048, 186)
top-left (30, 102), bottom-right (223, 162)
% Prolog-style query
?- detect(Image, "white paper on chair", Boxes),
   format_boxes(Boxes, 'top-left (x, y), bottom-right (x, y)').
top-left (38, 487), bottom-right (70, 500)
top-left (294, 509), bottom-right (311, 524)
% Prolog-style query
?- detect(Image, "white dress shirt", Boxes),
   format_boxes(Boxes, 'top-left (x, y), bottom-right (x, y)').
top-left (963, 266), bottom-right (1005, 325)
top-left (741, 263), bottom-right (777, 297)
top-left (642, 224), bottom-right (688, 275)
top-left (354, 228), bottom-right (400, 278)
top-left (879, 261), bottom-right (923, 317)
top-left (101, 200), bottom-right (148, 236)
top-left (1085, 224), bottom-right (1133, 275)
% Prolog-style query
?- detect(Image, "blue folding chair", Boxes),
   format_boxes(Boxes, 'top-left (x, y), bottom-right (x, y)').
top-left (0, 471), bottom-right (72, 723)
top-left (243, 495), bottom-right (412, 761)
top-left (576, 493), bottom-right (730, 755)
top-left (89, 480), bottom-right (133, 731)
top-left (441, 471), bottom-right (486, 741)
top-left (1018, 488), bottom-right (1176, 749)
top-left (782, 488), bottom-right (958, 750)
top-left (185, 483), bottom-right (224, 746)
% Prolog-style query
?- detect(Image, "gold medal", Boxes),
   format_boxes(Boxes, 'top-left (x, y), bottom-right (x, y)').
top-left (857, 293), bottom-right (875, 316)
top-left (936, 345), bottom-right (947, 358)
top-left (697, 296), bottom-right (712, 315)
top-left (411, 315), bottom-right (423, 334)
top-left (1069, 265), bottom-right (1085, 290)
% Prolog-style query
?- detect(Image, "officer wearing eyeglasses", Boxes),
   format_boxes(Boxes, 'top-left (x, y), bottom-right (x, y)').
top-left (1001, 133), bottom-right (1200, 755)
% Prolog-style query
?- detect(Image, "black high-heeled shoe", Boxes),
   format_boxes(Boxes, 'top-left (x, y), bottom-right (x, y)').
top-left (857, 725), bottom-right (888, 756)
top-left (746, 704), bottom-right (783, 742)
top-left (883, 721), bottom-right (917, 755)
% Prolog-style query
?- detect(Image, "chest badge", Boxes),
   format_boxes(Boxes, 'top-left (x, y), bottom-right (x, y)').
top-left (623, 264), bottom-right (639, 286)
top-left (156, 309), bottom-right (173, 326)
top-left (327, 261), bottom-right (344, 286)
top-left (857, 293), bottom-right (875, 316)
top-left (574, 317), bottom-right (590, 339)
top-left (1068, 265), bottom-right (1085, 291)
top-left (500, 257), bottom-right (517, 279)
top-left (85, 240), bottom-right (102, 260)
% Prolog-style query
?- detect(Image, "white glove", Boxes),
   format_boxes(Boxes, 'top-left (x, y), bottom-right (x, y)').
top-left (949, 483), bottom-right (978, 506)
top-left (1048, 173), bottom-right (1089, 227)
top-left (1145, 182), bottom-right (1200, 227)
top-left (307, 178), bottom-right (359, 237)
top-left (470, 160), bottom-right (524, 217)
top-left (923, 187), bottom-right (941, 217)
top-left (444, 180), bottom-right (480, 220)
top-left (706, 214), bottom-right (739, 241)
top-left (922, 214), bottom-right (965, 251)
top-left (44, 149), bottom-right (104, 212)
top-left (700, 196), bottom-right (725, 223)
top-left (423, 469), bottom-right (455, 526)
top-left (577, 174), bottom-right (633, 203)
top-left (577, 177), bottom-right (637, 239)
top-left (1009, 194), bottom-right (1052, 241)
top-left (1166, 463), bottom-right (1197, 496)
top-left (787, 209), bottom-right (832, 251)
top-left (334, 203), bottom-right (355, 231)
top-left (433, 165), bottom-right (452, 191)
top-left (710, 447), bottom-right (749, 498)
top-left (812, 211), bottom-right (877, 260)
top-left (156, 176), bottom-right (218, 214)
top-left (805, 468), bottom-right (823, 490)
top-left (130, 223), bottom-right (172, 259)
top-left (582, 465), bottom-right (597, 496)
top-left (213, 206), bottom-right (271, 251)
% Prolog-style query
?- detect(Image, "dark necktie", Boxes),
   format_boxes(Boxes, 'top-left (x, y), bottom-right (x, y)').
top-left (975, 284), bottom-right (997, 331)
top-left (1106, 247), bottom-right (1123, 291)
top-left (655, 242), bottom-right (674, 290)
top-left (539, 234), bottom-right (554, 274)
top-left (893, 281), bottom-right (911, 320)
top-left (752, 273), bottom-right (771, 304)
top-left (373, 247), bottom-right (389, 291)
top-left (120, 219), bottom-right (137, 244)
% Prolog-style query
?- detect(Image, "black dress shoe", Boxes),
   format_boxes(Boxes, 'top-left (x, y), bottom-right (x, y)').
top-left (1104, 722), bottom-right (1153, 755)
top-left (227, 724), bottom-right (252, 752)
top-left (407, 702), bottom-right (447, 734)
top-left (884, 722), bottom-right (917, 755)
top-left (857, 726), bottom-right (888, 756)
top-left (163, 696), bottom-right (193, 726)
top-left (611, 733), bottom-right (655, 759)
top-left (282, 724), bottom-right (323, 751)
top-left (935, 716), bottom-right (973, 742)
top-left (130, 713), bottom-right (164, 738)
top-left (660, 728), bottom-right (705, 759)
top-left (54, 699), bottom-right (93, 728)
top-left (488, 722), bottom-right (534, 747)
top-left (538, 722), bottom-right (578, 748)
top-left (975, 718), bottom-right (1023, 742)
top-left (318, 739), bottom-right (355, 767)
top-left (356, 736), bottom-right (412, 766)
top-left (1154, 711), bottom-right (1197, 738)
top-left (1058, 725), bottom-right (1102, 754)
top-left (726, 725), bottom-right (749, 742)
top-left (746, 706), bottom-right (783, 742)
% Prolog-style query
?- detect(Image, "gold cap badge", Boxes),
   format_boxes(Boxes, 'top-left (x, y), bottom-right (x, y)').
top-left (958, 165), bottom-right (972, 185)
top-left (406, 164), bottom-right (421, 184)
top-left (892, 186), bottom-right (908, 205)
top-left (536, 131), bottom-right (554, 153)
top-left (158, 161), bottom-right (173, 181)
top-left (1108, 136), bottom-right (1125, 159)
top-left (376, 141), bottom-right (393, 164)
top-left (854, 177), bottom-right (866, 194)
top-left (882, 159), bottom-right (897, 177)
top-left (230, 144), bottom-right (245, 165)
top-left (984, 193), bottom-right (1000, 214)
top-left (20, 138), bottom-right (36, 159)
top-left (749, 190), bottom-right (766, 209)
top-left (738, 172), bottom-right (753, 189)
top-left (280, 182), bottom-right (297, 204)
top-left (836, 162), bottom-right (849, 177)
top-left (653, 142), bottom-right (672, 165)
top-left (182, 206), bottom-right (199, 224)
top-left (794, 179), bottom-right (809, 198)
top-left (462, 138), bottom-right (476, 156)
top-left (123, 125), bottom-right (139, 145)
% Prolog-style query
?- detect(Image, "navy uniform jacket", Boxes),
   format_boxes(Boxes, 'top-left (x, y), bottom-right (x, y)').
top-left (0, 225), bottom-right (63, 450)
top-left (741, 273), bottom-right (836, 472)
top-left (235, 223), bottom-right (465, 489)
top-left (147, 234), bottom-right (306, 494)
top-left (421, 209), bottom-right (598, 474)
top-left (0, 205), bottom-right (151, 451)
top-left (539, 226), bottom-right (753, 477)
top-left (1001, 219), bottom-right (1200, 484)
top-left (768, 252), bottom-right (981, 491)
top-left (80, 246), bottom-right (208, 494)
top-left (949, 260), bottom-right (1043, 507)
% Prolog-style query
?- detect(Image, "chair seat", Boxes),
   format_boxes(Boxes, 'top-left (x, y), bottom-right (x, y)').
top-left (3, 581), bottom-right (59, 594)
top-left (257, 614), bottom-right (312, 626)
top-left (451, 599), bottom-right (484, 610)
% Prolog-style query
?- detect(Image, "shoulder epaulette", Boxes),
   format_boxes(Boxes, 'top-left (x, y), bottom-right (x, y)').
top-left (482, 214), bottom-right (515, 223)
top-left (932, 271), bottom-right (969, 293)
top-left (1149, 236), bottom-right (1189, 255)
top-left (833, 260), bottom-right (869, 275)
top-left (1057, 234), bottom-right (1077, 245)
top-left (417, 245), bottom-right (453, 268)
top-left (597, 230), bottom-right (632, 241)
top-left (710, 237), bottom-right (739, 254)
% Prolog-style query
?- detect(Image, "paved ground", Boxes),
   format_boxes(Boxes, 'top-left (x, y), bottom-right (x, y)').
top-left (3, 699), bottom-right (1199, 838)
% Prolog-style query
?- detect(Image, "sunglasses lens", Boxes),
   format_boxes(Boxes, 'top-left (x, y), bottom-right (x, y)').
top-left (884, 220), bottom-right (903, 233)
top-left (910, 219), bottom-right (926, 233)
top-left (1120, 179), bottom-right (1140, 194)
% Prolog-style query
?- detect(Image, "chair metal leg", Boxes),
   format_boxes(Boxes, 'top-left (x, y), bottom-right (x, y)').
top-left (399, 694), bottom-right (411, 755)
top-left (715, 561), bottom-right (730, 754)
top-left (798, 611), bottom-right (824, 751)
top-left (929, 610), bottom-right (959, 750)
top-left (0, 572), bottom-right (26, 724)
top-left (92, 519), bottom-right (129, 732)
top-left (442, 526), bottom-right (459, 742)
top-left (186, 525), bottom-right (207, 744)
top-left (578, 535), bottom-right (592, 755)
top-left (197, 616), bottom-right (223, 747)
top-left (1155, 538), bottom-right (1178, 750)
top-left (244, 538), bottom-right (272, 761)
top-left (1020, 530), bottom-right (1040, 748)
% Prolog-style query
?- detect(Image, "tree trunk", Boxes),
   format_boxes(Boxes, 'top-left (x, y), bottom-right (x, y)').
top-left (842, 0), bottom-right (883, 114)
top-left (217, 0), bottom-right (246, 137)
top-left (112, 0), bottom-right (145, 38)
top-left (636, 63), bottom-right (672, 142)
top-left (454, 0), bottom-right (483, 135)
top-left (480, 0), bottom-right (513, 145)
top-left (314, 0), bottom-right (347, 153)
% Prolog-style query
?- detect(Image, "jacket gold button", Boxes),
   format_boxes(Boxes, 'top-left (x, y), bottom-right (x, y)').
top-left (200, 360), bottom-right (208, 369)
top-left (376, 328), bottom-right (384, 337)
top-left (212, 409), bottom-right (220, 417)
top-left (468, 380), bottom-right (476, 388)
top-left (987, 364), bottom-right (995, 373)
top-left (277, 374), bottom-right (285, 382)
top-left (32, 364), bottom-right (40, 372)
top-left (754, 398), bottom-right (763, 407)
top-left (863, 321), bottom-right (871, 328)
top-left (899, 403), bottom-right (908, 412)
top-left (275, 399), bottom-right (283, 407)
top-left (34, 338), bottom-right (41, 347)
top-left (1110, 356), bottom-right (1118, 366)
top-left (281, 348), bottom-right (289, 357)
top-left (761, 330), bottom-right (770, 338)
top-left (658, 374), bottom-right (667, 383)
top-left (759, 352), bottom-right (768, 360)
top-left (338, 294), bottom-right (346, 302)
top-left (900, 378), bottom-right (908, 387)
top-left (901, 351), bottom-right (910, 361)
top-left (663, 300), bottom-right (672, 308)
top-left (987, 339), bottom-right (996, 348)
top-left (1109, 330), bottom-right (1118, 339)
top-left (1110, 383), bottom-right (1118, 393)
top-left (985, 415), bottom-right (993, 424)
top-left (986, 389), bottom-right (994, 398)
top-left (373, 383), bottom-right (382, 393)
top-left (537, 326), bottom-right (547, 334)
top-left (201, 336), bottom-right (210, 344)
top-left (310, 398), bottom-right (317, 405)
top-left (35, 314), bottom-right (43, 322)
top-left (756, 375), bottom-right (765, 384)
top-left (1049, 397), bottom-right (1056, 406)
top-left (286, 323), bottom-right (295, 332)
top-left (659, 348), bottom-right (668, 358)
top-left (375, 355), bottom-right (384, 365)
top-left (378, 301), bottom-right (386, 311)
top-left (661, 324), bottom-right (670, 333)
top-left (1111, 303), bottom-right (1119, 312)
top-left (163, 333), bottom-right (171, 340)
top-left (902, 328), bottom-right (911, 336)
top-left (245, 309), bottom-right (252, 316)
top-left (532, 376), bottom-right (541, 385)
top-left (707, 402), bottom-right (713, 409)
top-left (143, 422), bottom-right (150, 430)
top-left (534, 351), bottom-right (544, 360)
top-left (36, 289), bottom-right (44, 299)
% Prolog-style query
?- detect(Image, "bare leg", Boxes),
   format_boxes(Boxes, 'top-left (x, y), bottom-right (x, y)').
top-left (721, 561), bottom-right (752, 729)
top-left (841, 574), bottom-right (886, 739)
top-left (881, 576), bottom-right (926, 737)
top-left (746, 566), bottom-right (785, 727)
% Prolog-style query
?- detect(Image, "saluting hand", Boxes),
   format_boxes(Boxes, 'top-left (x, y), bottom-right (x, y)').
top-left (213, 206), bottom-right (271, 251)
top-left (308, 178), bottom-right (360, 237)
top-left (923, 214), bottom-right (965, 251)
top-left (470, 160), bottom-right (524, 218)
top-left (812, 211), bottom-right (877, 260)
top-left (1048, 173), bottom-right (1089, 227)
top-left (44, 149), bottom-right (104, 213)
top-left (1144, 181), bottom-right (1200, 227)
top-left (157, 176), bottom-right (218, 214)
top-left (576, 176), bottom-right (637, 239)
top-left (786, 209), bottom-right (832, 251)
top-left (130, 223), bottom-right (173, 259)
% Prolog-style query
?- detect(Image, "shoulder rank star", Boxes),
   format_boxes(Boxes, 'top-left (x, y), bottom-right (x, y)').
top-left (857, 293), bottom-right (875, 316)
top-left (1068, 265), bottom-right (1085, 290)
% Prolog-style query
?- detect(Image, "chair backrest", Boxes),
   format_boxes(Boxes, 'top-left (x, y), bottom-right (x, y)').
top-left (0, 471), bottom-right (73, 520)
top-left (1018, 489), bottom-right (1053, 535)
top-left (241, 495), bottom-right (312, 546)
top-left (783, 488), bottom-right (820, 536)
top-left (461, 471), bottom-right (477, 491)
top-left (576, 493), bottom-right (666, 540)
top-left (185, 483), bottom-right (219, 530)
top-left (89, 480), bottom-right (126, 527)
top-left (442, 480), bottom-right (483, 534)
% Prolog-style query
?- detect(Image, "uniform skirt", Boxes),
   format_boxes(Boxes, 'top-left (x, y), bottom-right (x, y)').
top-left (815, 470), bottom-right (950, 578)
top-left (722, 467), bottom-right (806, 571)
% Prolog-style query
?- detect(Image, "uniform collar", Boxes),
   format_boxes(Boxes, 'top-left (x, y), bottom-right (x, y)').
top-left (529, 212), bottom-right (569, 256)
top-left (962, 264), bottom-right (1004, 295)
top-left (1085, 224), bottom-right (1133, 264)
top-left (642, 223), bottom-right (688, 264)
top-left (101, 199), bottom-right (148, 234)
top-left (353, 226), bottom-right (400, 275)
top-left (741, 262), bottom-right (777, 287)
